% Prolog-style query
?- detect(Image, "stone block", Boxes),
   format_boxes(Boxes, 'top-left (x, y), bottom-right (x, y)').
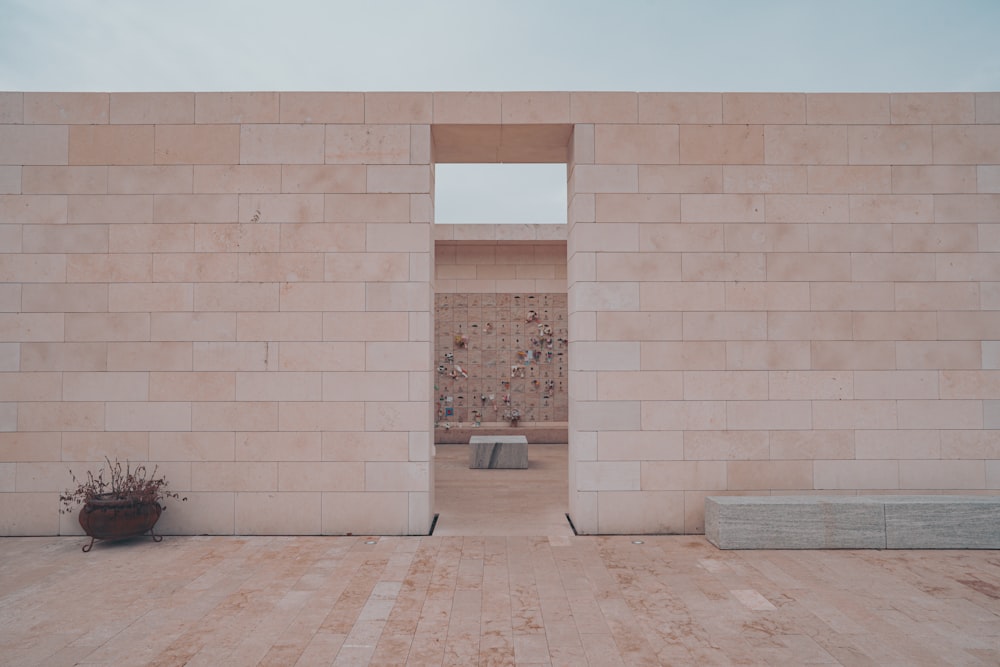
top-left (707, 495), bottom-right (1000, 549)
top-left (69, 125), bottom-right (152, 165)
top-left (884, 496), bottom-right (1000, 549)
top-left (705, 496), bottom-right (886, 549)
top-left (469, 435), bottom-right (528, 469)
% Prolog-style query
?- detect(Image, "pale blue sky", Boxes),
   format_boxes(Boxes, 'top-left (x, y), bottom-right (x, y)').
top-left (2, 0), bottom-right (998, 222)
top-left (3, 0), bottom-right (999, 92)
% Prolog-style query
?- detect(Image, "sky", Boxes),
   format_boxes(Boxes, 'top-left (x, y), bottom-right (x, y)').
top-left (2, 0), bottom-right (998, 222)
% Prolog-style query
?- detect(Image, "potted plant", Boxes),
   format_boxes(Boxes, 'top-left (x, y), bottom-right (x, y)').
top-left (60, 458), bottom-right (186, 552)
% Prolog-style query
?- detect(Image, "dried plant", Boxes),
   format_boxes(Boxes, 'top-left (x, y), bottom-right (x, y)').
top-left (59, 458), bottom-right (186, 514)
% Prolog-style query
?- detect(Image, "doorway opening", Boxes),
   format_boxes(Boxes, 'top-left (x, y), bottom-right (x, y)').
top-left (430, 125), bottom-right (572, 535)
top-left (431, 236), bottom-right (570, 535)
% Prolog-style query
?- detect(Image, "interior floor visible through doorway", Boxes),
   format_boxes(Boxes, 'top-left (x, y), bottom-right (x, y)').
top-left (433, 443), bottom-right (572, 536)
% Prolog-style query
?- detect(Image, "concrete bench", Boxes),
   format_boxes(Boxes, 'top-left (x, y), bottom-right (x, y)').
top-left (705, 495), bottom-right (1000, 549)
top-left (469, 435), bottom-right (528, 469)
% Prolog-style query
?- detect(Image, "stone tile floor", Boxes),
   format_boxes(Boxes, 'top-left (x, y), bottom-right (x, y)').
top-left (0, 444), bottom-right (998, 666)
top-left (433, 444), bottom-right (573, 537)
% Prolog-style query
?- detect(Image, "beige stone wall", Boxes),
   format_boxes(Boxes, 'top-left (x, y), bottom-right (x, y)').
top-left (0, 92), bottom-right (435, 535)
top-left (434, 226), bottom-right (567, 295)
top-left (1, 90), bottom-right (998, 535)
top-left (566, 92), bottom-right (1000, 533)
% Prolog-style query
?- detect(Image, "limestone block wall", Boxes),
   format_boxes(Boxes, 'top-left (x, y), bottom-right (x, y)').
top-left (434, 225), bottom-right (567, 295)
top-left (566, 92), bottom-right (1000, 533)
top-left (1, 90), bottom-right (998, 536)
top-left (0, 92), bottom-right (434, 535)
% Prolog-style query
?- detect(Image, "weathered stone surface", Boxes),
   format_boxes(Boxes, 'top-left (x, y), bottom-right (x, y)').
top-left (469, 435), bottom-right (528, 469)
top-left (705, 496), bottom-right (886, 549)
top-left (884, 496), bottom-right (1000, 549)
top-left (706, 495), bottom-right (1000, 549)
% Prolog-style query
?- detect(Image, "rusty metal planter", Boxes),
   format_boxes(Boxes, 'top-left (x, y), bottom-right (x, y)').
top-left (77, 493), bottom-right (163, 552)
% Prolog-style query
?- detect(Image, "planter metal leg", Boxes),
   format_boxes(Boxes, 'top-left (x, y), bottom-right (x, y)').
top-left (82, 536), bottom-right (96, 553)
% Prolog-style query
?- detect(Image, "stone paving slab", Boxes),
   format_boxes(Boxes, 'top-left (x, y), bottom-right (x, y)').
top-left (1, 535), bottom-right (999, 666)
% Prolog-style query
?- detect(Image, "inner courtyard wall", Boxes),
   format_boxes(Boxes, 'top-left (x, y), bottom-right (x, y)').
top-left (0, 91), bottom-right (998, 535)
top-left (434, 230), bottom-right (569, 435)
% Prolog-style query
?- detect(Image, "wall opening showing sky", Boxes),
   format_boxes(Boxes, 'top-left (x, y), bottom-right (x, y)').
top-left (434, 164), bottom-right (567, 224)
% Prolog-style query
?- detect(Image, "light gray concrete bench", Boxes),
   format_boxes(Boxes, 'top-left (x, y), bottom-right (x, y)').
top-left (705, 495), bottom-right (1000, 549)
top-left (469, 435), bottom-right (528, 469)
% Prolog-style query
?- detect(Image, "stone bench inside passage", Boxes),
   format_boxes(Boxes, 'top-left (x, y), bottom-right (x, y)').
top-left (469, 435), bottom-right (528, 469)
top-left (705, 495), bottom-right (1000, 550)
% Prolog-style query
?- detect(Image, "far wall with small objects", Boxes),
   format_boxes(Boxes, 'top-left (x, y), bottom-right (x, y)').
top-left (434, 291), bottom-right (568, 428)
top-left (433, 234), bottom-right (569, 437)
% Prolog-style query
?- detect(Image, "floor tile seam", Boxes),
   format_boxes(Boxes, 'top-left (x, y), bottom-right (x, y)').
top-left (479, 569), bottom-right (516, 647)
top-left (409, 602), bottom-right (455, 633)
top-left (259, 613), bottom-right (332, 656)
top-left (332, 582), bottom-right (390, 609)
top-left (427, 550), bottom-right (463, 577)
top-left (400, 555), bottom-right (440, 583)
top-left (226, 597), bottom-right (320, 648)
top-left (119, 633), bottom-right (225, 664)
top-left (844, 618), bottom-right (969, 665)
top-left (148, 614), bottom-right (270, 651)
top-left (404, 549), bottom-right (444, 581)
top-left (28, 639), bottom-right (114, 667)
top-left (874, 604), bottom-right (979, 653)
top-left (215, 631), bottom-right (299, 666)
top-left (481, 571), bottom-right (512, 590)
top-left (792, 629), bottom-right (884, 665)
top-left (593, 599), bottom-right (663, 658)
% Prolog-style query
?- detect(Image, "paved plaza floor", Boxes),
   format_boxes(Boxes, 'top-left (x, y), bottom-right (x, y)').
top-left (1, 444), bottom-right (999, 665)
